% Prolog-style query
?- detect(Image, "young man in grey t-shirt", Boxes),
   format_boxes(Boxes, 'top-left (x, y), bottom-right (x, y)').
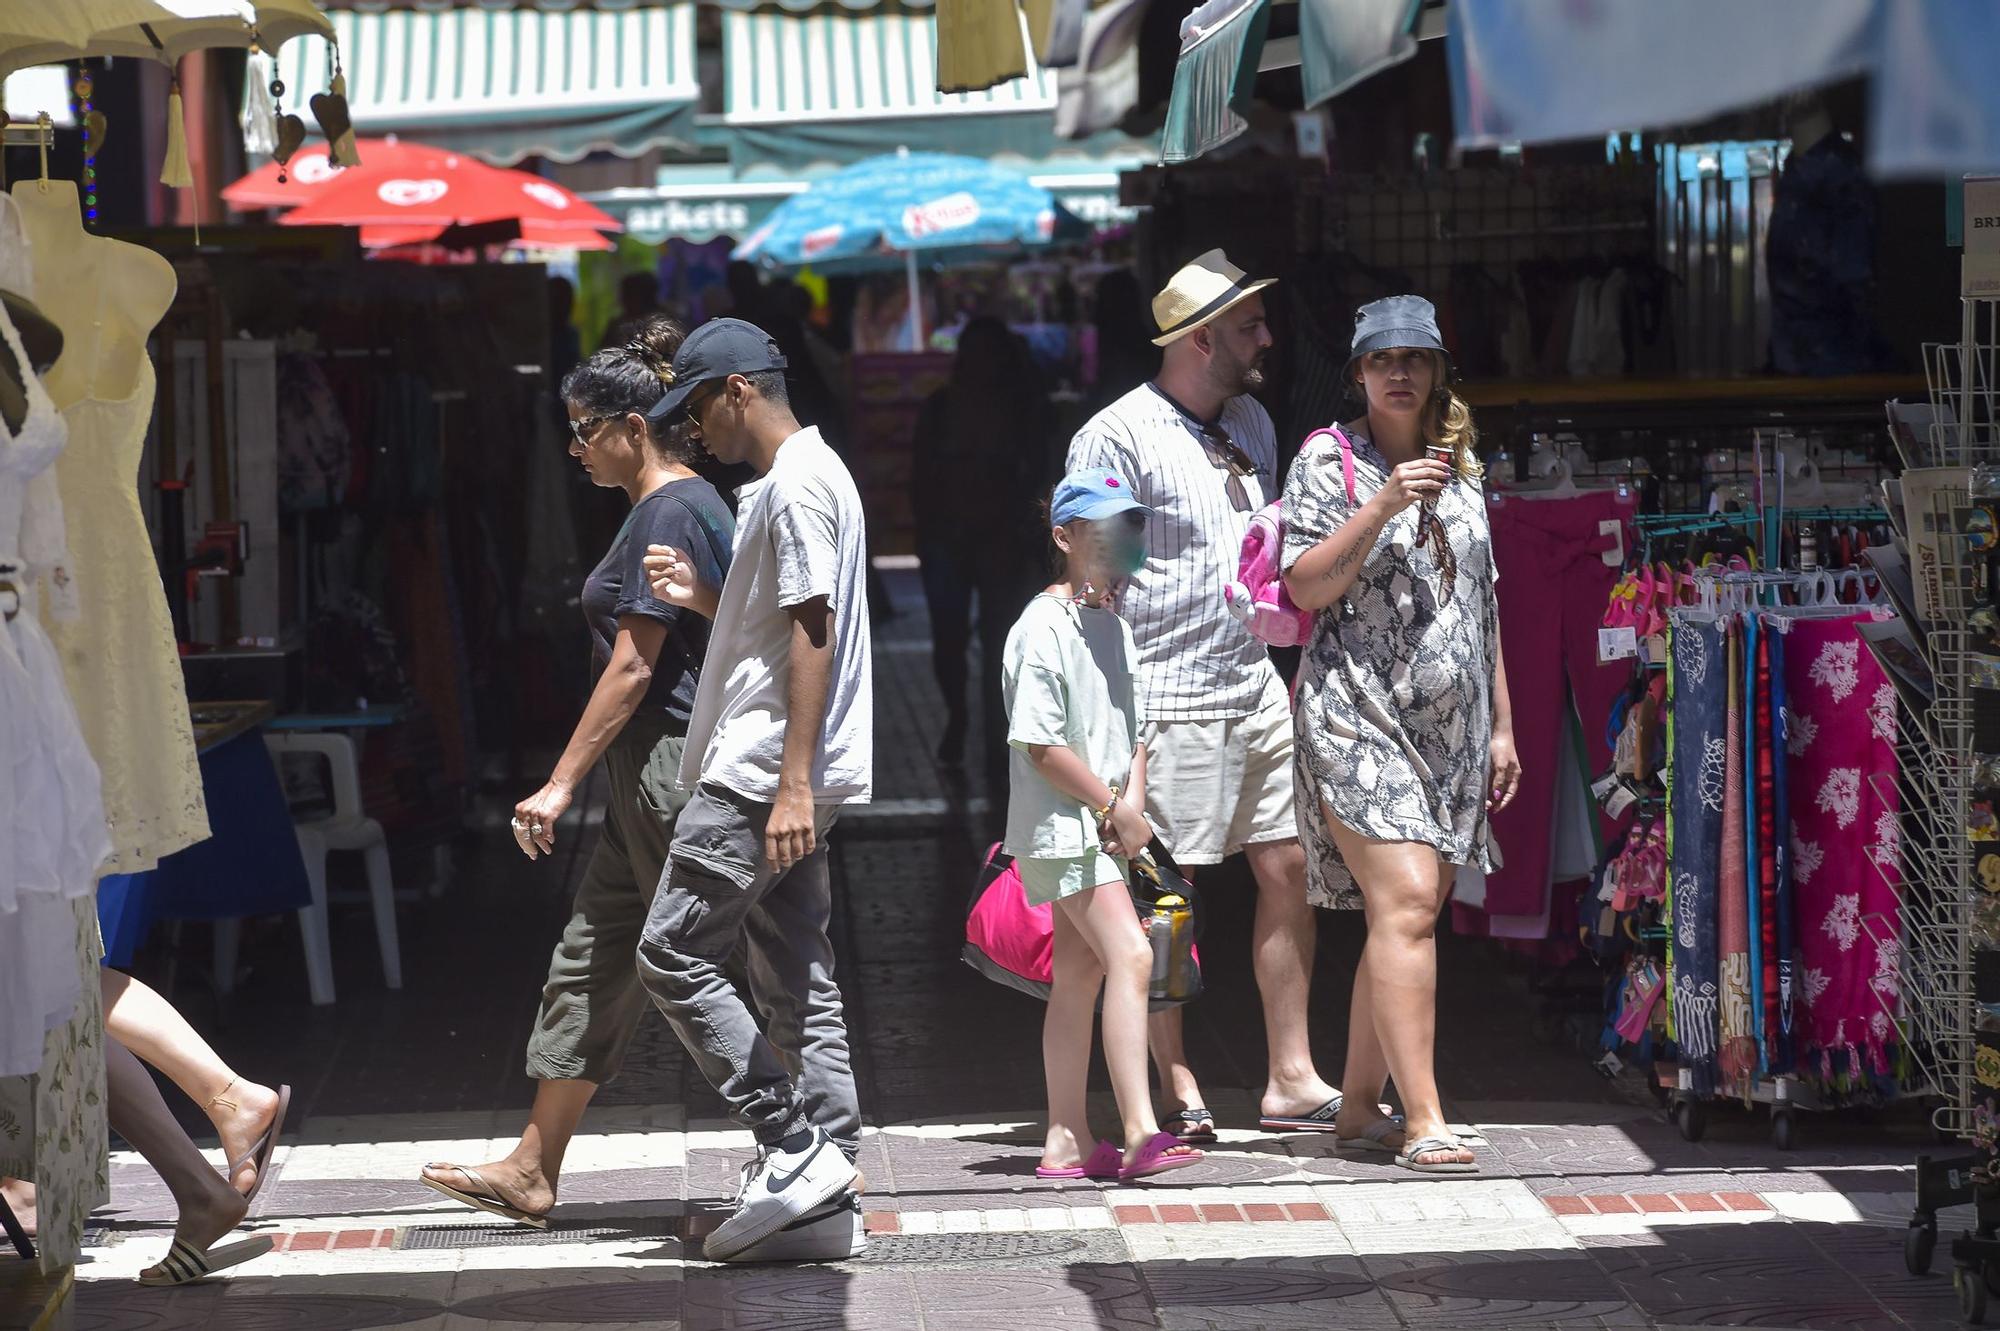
top-left (637, 318), bottom-right (874, 1263)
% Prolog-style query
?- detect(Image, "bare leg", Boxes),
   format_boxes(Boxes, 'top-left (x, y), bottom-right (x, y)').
top-left (1057, 882), bottom-right (1195, 1166)
top-left (1040, 905), bottom-right (1105, 1170)
top-left (1324, 811), bottom-right (1469, 1168)
top-left (1, 1177), bottom-right (35, 1237)
top-left (1146, 1007), bottom-right (1206, 1124)
top-left (422, 1077), bottom-right (597, 1218)
top-left (1145, 868), bottom-right (1204, 1125)
top-left (100, 970), bottom-right (281, 1196)
top-left (1243, 839), bottom-right (1342, 1119)
top-left (1333, 953), bottom-right (1398, 1141)
top-left (105, 1037), bottom-right (248, 1257)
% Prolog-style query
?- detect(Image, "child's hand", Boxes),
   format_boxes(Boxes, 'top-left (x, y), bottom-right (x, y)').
top-left (1099, 798), bottom-right (1152, 859)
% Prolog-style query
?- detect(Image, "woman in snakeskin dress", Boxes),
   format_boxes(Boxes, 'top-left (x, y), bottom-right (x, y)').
top-left (1280, 296), bottom-right (1521, 1175)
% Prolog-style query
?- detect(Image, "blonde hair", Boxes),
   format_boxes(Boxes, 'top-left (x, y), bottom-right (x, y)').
top-left (1423, 375), bottom-right (1483, 481)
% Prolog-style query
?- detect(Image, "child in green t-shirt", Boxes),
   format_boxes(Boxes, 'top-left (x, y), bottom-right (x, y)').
top-left (1002, 467), bottom-right (1206, 1184)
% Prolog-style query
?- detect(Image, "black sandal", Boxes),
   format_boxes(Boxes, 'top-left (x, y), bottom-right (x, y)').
top-left (1168, 1108), bottom-right (1217, 1144)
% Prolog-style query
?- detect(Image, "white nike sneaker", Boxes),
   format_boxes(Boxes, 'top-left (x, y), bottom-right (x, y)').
top-left (718, 1191), bottom-right (865, 1263)
top-left (704, 1127), bottom-right (857, 1261)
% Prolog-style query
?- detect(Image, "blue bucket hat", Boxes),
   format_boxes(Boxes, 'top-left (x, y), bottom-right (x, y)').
top-left (1051, 467), bottom-right (1150, 526)
top-left (1347, 294), bottom-right (1453, 381)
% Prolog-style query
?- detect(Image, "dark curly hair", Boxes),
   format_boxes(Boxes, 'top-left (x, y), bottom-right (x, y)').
top-left (559, 315), bottom-right (700, 465)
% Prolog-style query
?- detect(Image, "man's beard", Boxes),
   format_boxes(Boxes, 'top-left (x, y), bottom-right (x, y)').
top-left (1222, 350), bottom-right (1267, 396)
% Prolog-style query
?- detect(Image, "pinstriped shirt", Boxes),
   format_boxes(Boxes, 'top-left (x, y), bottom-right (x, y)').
top-left (1066, 384), bottom-right (1278, 722)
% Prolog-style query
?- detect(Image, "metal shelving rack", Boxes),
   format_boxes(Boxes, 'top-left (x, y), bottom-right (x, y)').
top-left (1895, 295), bottom-right (2000, 1323)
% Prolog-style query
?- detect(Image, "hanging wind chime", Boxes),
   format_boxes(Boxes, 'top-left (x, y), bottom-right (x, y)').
top-left (73, 66), bottom-right (103, 228)
top-left (251, 36), bottom-right (358, 184)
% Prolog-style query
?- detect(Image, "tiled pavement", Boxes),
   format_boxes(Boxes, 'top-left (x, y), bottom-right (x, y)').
top-left (13, 573), bottom-right (1977, 1329)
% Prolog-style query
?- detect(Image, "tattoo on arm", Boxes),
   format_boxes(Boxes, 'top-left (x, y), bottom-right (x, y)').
top-left (1327, 518), bottom-right (1384, 580)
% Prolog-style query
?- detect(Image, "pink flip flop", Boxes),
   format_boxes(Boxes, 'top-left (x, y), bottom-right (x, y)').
top-left (1035, 1140), bottom-right (1121, 1180)
top-left (1119, 1132), bottom-right (1206, 1181)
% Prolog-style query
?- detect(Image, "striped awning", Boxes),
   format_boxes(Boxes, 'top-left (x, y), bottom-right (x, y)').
top-left (272, 6), bottom-right (700, 165)
top-left (720, 8), bottom-right (1144, 170)
top-left (723, 9), bottom-right (1054, 125)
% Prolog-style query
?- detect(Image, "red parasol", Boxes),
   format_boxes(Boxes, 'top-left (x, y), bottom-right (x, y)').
top-left (222, 138), bottom-right (447, 210)
top-left (361, 222), bottom-right (617, 253)
top-left (275, 149), bottom-right (618, 233)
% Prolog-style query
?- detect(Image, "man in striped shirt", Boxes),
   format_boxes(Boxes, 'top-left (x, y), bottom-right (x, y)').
top-left (1066, 250), bottom-right (1344, 1137)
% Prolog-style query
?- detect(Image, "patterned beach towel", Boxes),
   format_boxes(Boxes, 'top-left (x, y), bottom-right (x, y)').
top-left (1719, 621), bottom-right (1757, 1089)
top-left (1666, 614), bottom-right (1728, 1094)
top-left (1763, 619), bottom-right (1796, 1075)
top-left (1782, 613), bottom-right (1903, 1080)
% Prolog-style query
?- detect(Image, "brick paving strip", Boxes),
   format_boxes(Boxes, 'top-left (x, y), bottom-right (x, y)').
top-left (1541, 1192), bottom-right (1773, 1217)
top-left (260, 1191), bottom-right (1783, 1254)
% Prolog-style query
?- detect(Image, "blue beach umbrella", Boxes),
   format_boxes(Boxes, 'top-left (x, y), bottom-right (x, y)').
top-left (733, 148), bottom-right (1089, 348)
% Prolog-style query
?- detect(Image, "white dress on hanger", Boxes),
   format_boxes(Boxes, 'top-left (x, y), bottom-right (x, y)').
top-left (0, 191), bottom-right (111, 1074)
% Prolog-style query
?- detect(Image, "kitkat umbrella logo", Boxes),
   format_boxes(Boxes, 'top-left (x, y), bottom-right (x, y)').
top-left (901, 191), bottom-right (980, 237)
top-left (377, 178), bottom-right (449, 207)
top-left (800, 224), bottom-right (845, 259)
top-left (521, 180), bottom-right (571, 211)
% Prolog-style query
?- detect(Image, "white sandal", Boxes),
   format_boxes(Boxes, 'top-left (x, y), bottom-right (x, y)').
top-left (1393, 1134), bottom-right (1478, 1175)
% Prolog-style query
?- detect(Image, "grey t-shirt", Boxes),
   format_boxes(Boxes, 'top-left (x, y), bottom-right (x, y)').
top-left (580, 477), bottom-right (733, 726)
top-left (678, 428), bottom-right (874, 803)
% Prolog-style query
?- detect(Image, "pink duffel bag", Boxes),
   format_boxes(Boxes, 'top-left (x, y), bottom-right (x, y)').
top-left (960, 843), bottom-right (1202, 1009)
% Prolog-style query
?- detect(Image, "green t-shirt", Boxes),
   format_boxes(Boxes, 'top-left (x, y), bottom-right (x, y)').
top-left (1002, 593), bottom-right (1141, 860)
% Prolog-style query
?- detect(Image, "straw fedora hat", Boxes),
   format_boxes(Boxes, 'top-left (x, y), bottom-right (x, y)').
top-left (1150, 248), bottom-right (1278, 347)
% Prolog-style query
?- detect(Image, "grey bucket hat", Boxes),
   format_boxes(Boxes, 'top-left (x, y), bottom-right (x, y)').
top-left (1347, 294), bottom-right (1453, 380)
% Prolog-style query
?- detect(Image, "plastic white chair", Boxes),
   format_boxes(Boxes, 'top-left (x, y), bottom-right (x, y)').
top-left (217, 732), bottom-right (403, 1005)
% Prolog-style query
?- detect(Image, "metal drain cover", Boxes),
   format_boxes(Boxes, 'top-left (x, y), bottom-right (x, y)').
top-left (846, 1230), bottom-right (1124, 1268)
top-left (401, 1221), bottom-right (671, 1250)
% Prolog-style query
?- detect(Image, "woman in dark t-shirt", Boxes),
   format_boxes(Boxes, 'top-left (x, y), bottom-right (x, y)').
top-left (419, 317), bottom-right (733, 1227)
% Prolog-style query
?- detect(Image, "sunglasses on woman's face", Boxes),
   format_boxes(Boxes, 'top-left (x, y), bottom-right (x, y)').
top-left (568, 413), bottom-right (613, 444)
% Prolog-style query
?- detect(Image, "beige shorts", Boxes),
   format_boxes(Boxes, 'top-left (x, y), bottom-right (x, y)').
top-left (1018, 850), bottom-right (1128, 907)
top-left (1141, 666), bottom-right (1298, 866)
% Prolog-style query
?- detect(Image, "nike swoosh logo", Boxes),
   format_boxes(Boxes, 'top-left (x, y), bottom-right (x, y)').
top-left (764, 1141), bottom-right (825, 1193)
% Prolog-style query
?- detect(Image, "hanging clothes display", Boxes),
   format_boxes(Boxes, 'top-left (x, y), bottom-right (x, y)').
top-left (1480, 487), bottom-right (1636, 928)
top-left (0, 186), bottom-right (112, 1274)
top-left (1718, 623), bottom-right (1756, 1084)
top-left (1767, 621), bottom-right (1798, 1073)
top-left (1782, 611), bottom-right (1903, 1079)
top-left (14, 180), bottom-right (211, 875)
top-left (1667, 614), bottom-right (1728, 1095)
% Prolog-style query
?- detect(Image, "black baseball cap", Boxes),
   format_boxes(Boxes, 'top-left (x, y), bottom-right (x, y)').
top-left (645, 317), bottom-right (790, 423)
